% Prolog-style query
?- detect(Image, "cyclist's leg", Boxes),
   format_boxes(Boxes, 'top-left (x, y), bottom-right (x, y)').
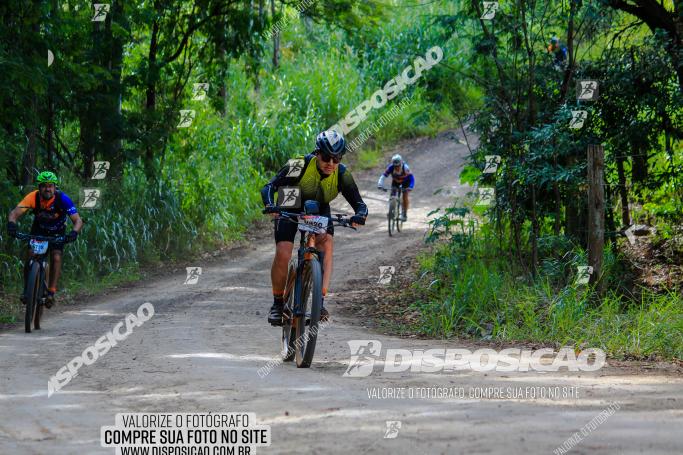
top-left (272, 241), bottom-right (294, 293)
top-left (390, 180), bottom-right (399, 197)
top-left (402, 186), bottom-right (410, 214)
top-left (402, 175), bottom-right (414, 218)
top-left (270, 219), bottom-right (297, 323)
top-left (46, 248), bottom-right (62, 307)
top-left (315, 233), bottom-right (333, 294)
top-left (314, 226), bottom-right (334, 320)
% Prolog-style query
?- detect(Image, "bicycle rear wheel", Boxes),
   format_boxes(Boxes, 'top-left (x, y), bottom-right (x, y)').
top-left (294, 258), bottom-right (322, 368)
top-left (24, 261), bottom-right (40, 333)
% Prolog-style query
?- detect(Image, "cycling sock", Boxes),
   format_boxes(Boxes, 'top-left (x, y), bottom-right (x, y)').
top-left (47, 287), bottom-right (57, 294)
top-left (273, 290), bottom-right (285, 306)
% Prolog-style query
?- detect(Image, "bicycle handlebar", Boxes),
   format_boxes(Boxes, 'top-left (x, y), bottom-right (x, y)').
top-left (14, 232), bottom-right (73, 244)
top-left (262, 207), bottom-right (359, 230)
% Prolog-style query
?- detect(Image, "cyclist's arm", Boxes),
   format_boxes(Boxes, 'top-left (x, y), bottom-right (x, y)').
top-left (406, 173), bottom-right (415, 190)
top-left (8, 206), bottom-right (28, 223)
top-left (8, 192), bottom-right (36, 222)
top-left (260, 163), bottom-right (293, 207)
top-left (61, 192), bottom-right (83, 233)
top-left (340, 171), bottom-right (368, 219)
top-left (69, 213), bottom-right (84, 232)
top-left (377, 164), bottom-right (392, 187)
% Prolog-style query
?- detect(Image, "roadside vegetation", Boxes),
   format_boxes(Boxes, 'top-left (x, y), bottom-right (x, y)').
top-left (0, 1), bottom-right (470, 321)
top-left (406, 1), bottom-right (682, 360)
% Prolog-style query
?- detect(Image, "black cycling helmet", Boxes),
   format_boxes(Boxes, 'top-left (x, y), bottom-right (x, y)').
top-left (315, 130), bottom-right (346, 157)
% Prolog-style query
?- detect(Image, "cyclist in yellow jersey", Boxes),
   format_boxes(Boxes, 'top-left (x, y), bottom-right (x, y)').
top-left (261, 130), bottom-right (368, 324)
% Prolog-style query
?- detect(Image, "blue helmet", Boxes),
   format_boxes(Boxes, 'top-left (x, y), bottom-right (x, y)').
top-left (316, 130), bottom-right (346, 157)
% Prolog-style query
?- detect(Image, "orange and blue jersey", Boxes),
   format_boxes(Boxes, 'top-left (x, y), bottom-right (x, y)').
top-left (17, 190), bottom-right (77, 232)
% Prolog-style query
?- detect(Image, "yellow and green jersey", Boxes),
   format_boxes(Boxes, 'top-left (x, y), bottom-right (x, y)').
top-left (261, 154), bottom-right (368, 217)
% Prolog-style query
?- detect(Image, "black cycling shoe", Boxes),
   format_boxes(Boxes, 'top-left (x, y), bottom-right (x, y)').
top-left (45, 292), bottom-right (55, 309)
top-left (320, 306), bottom-right (329, 322)
top-left (268, 302), bottom-right (284, 326)
top-left (19, 294), bottom-right (26, 305)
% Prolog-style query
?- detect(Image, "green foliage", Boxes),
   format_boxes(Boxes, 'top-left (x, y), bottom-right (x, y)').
top-left (414, 218), bottom-right (682, 359)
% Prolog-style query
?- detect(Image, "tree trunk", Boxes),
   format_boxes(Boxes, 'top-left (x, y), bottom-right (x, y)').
top-left (101, 0), bottom-right (127, 181)
top-left (530, 184), bottom-right (539, 277)
top-left (271, 0), bottom-right (279, 68)
top-left (22, 123), bottom-right (38, 186)
top-left (615, 153), bottom-right (630, 226)
top-left (144, 5), bottom-right (160, 179)
top-left (587, 144), bottom-right (605, 295)
top-left (46, 96), bottom-right (55, 169)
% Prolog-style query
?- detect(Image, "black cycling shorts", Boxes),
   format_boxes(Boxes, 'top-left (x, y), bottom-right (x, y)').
top-left (274, 216), bottom-right (334, 243)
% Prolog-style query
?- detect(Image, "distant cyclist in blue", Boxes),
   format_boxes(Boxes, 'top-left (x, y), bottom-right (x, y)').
top-left (377, 154), bottom-right (415, 221)
top-left (547, 36), bottom-right (568, 70)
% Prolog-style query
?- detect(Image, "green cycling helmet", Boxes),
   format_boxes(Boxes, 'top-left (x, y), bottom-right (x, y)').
top-left (36, 171), bottom-right (59, 185)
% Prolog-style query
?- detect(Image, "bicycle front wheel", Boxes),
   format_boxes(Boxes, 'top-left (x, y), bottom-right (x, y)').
top-left (24, 261), bottom-right (40, 333)
top-left (388, 199), bottom-right (397, 236)
top-left (281, 261), bottom-right (297, 362)
top-left (294, 258), bottom-right (323, 368)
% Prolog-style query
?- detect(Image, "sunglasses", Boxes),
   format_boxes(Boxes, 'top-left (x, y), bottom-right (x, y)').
top-left (318, 153), bottom-right (341, 164)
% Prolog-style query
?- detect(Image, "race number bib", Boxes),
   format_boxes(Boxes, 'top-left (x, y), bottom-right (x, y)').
top-left (30, 239), bottom-right (49, 255)
top-left (298, 215), bottom-right (329, 234)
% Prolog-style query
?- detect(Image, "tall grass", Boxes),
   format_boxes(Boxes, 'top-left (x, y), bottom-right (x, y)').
top-left (414, 216), bottom-right (683, 359)
top-left (0, 2), bottom-right (472, 322)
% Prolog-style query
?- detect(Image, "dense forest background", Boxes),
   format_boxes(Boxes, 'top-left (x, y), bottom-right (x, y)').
top-left (1, 1), bottom-right (681, 357)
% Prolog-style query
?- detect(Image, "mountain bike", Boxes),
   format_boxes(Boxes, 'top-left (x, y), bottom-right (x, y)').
top-left (264, 201), bottom-right (357, 368)
top-left (14, 232), bottom-right (73, 333)
top-left (381, 185), bottom-right (403, 236)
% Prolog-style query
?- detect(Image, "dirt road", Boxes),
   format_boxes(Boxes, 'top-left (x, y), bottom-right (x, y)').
top-left (1, 132), bottom-right (681, 455)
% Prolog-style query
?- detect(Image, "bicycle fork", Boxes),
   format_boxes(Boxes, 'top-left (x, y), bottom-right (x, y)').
top-left (293, 235), bottom-right (324, 318)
